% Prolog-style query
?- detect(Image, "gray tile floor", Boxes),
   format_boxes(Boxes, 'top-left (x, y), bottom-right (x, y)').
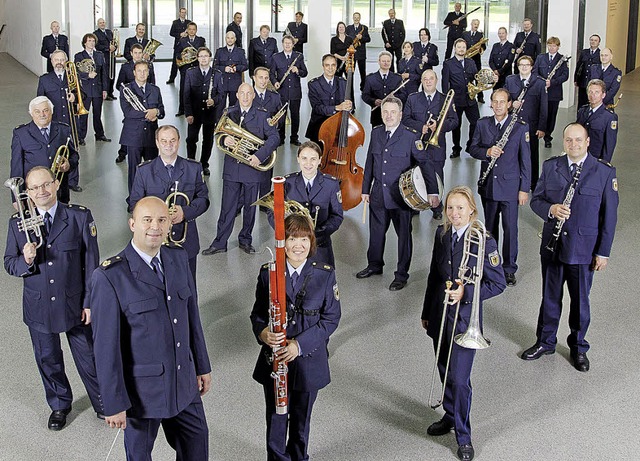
top-left (0, 52), bottom-right (638, 460)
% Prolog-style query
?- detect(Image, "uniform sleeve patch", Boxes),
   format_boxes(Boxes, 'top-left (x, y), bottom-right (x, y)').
top-left (337, 190), bottom-right (342, 204)
top-left (525, 132), bottom-right (530, 142)
top-left (611, 120), bottom-right (617, 130)
top-left (617, 75), bottom-right (622, 82)
top-left (89, 221), bottom-right (97, 237)
top-left (612, 178), bottom-right (618, 191)
top-left (333, 283), bottom-right (340, 301)
top-left (489, 250), bottom-right (500, 267)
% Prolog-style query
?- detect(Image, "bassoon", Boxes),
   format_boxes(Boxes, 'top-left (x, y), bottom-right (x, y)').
top-left (269, 177), bottom-right (288, 414)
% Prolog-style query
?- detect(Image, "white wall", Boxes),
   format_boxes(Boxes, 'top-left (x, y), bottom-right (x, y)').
top-left (547, 0), bottom-right (580, 108)
top-left (584, 0), bottom-right (609, 48)
top-left (0, 0), bottom-right (7, 52)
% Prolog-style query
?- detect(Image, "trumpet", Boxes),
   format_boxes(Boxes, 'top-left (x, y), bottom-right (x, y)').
top-left (142, 38), bottom-right (162, 60)
top-left (464, 37), bottom-right (489, 58)
top-left (120, 83), bottom-right (147, 112)
top-left (51, 136), bottom-right (72, 182)
top-left (415, 89), bottom-right (455, 150)
top-left (177, 46), bottom-right (198, 67)
top-left (214, 110), bottom-right (277, 172)
top-left (268, 102), bottom-right (289, 126)
top-left (165, 181), bottom-right (190, 245)
top-left (4, 177), bottom-right (45, 248)
top-left (428, 221), bottom-right (490, 409)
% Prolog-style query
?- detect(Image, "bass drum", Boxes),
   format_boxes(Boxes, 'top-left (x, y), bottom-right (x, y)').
top-left (398, 166), bottom-right (443, 211)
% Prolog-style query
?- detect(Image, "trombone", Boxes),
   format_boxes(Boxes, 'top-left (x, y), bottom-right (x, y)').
top-left (64, 61), bottom-right (89, 149)
top-left (428, 221), bottom-right (490, 409)
top-left (415, 89), bottom-right (455, 150)
top-left (109, 29), bottom-right (121, 80)
top-left (165, 181), bottom-right (190, 245)
top-left (51, 136), bottom-right (72, 182)
top-left (4, 177), bottom-right (45, 248)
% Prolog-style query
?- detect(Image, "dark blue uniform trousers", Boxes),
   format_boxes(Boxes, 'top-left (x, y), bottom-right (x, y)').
top-left (212, 180), bottom-right (260, 248)
top-left (28, 324), bottom-right (102, 412)
top-left (124, 395), bottom-right (208, 461)
top-left (186, 119), bottom-right (215, 169)
top-left (481, 198), bottom-right (519, 274)
top-left (537, 253), bottom-right (594, 353)
top-left (367, 183), bottom-right (413, 282)
top-left (77, 96), bottom-right (105, 140)
top-left (263, 386), bottom-right (318, 461)
top-left (432, 324), bottom-right (475, 446)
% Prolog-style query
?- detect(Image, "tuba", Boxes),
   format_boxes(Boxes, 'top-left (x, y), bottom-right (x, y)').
top-left (165, 181), bottom-right (190, 245)
top-left (464, 37), bottom-right (489, 58)
top-left (51, 136), bottom-right (72, 182)
top-left (467, 68), bottom-right (496, 100)
top-left (4, 177), bottom-right (45, 248)
top-left (214, 110), bottom-right (277, 172)
top-left (142, 38), bottom-right (162, 59)
top-left (176, 46), bottom-right (198, 67)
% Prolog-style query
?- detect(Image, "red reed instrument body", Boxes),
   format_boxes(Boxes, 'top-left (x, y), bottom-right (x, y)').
top-left (318, 46), bottom-right (365, 211)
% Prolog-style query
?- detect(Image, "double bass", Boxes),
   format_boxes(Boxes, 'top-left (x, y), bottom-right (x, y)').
top-left (318, 45), bottom-right (365, 211)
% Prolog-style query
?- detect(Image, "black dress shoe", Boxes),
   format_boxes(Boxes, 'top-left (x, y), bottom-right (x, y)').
top-left (175, 112), bottom-right (184, 117)
top-left (389, 280), bottom-right (407, 291)
top-left (110, 95), bottom-right (117, 100)
top-left (95, 135), bottom-right (111, 142)
top-left (449, 150), bottom-right (461, 159)
top-left (96, 412), bottom-right (105, 420)
top-left (70, 185), bottom-right (83, 192)
top-left (48, 408), bottom-right (71, 431)
top-left (79, 139), bottom-right (86, 146)
top-left (202, 246), bottom-right (227, 256)
top-left (356, 267), bottom-right (383, 279)
top-left (239, 243), bottom-right (256, 254)
top-left (427, 418), bottom-right (453, 436)
top-left (203, 168), bottom-right (210, 176)
top-left (571, 352), bottom-right (590, 372)
top-left (290, 139), bottom-right (301, 146)
top-left (544, 141), bottom-right (552, 148)
top-left (278, 141), bottom-right (285, 147)
top-left (505, 272), bottom-right (517, 286)
top-left (115, 153), bottom-right (126, 164)
top-left (166, 80), bottom-right (175, 84)
top-left (457, 443), bottom-right (475, 461)
top-left (521, 344), bottom-right (555, 361)
top-left (432, 211), bottom-right (443, 220)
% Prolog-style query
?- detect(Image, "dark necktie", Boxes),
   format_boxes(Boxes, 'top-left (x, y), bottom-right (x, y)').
top-left (521, 78), bottom-right (526, 87)
top-left (496, 122), bottom-right (501, 131)
top-left (260, 93), bottom-right (265, 103)
top-left (150, 256), bottom-right (164, 284)
top-left (386, 130), bottom-right (391, 142)
top-left (240, 111), bottom-right (247, 126)
top-left (328, 79), bottom-right (333, 87)
top-left (472, 32), bottom-right (475, 38)
top-left (166, 164), bottom-right (174, 179)
top-left (139, 85), bottom-right (145, 94)
top-left (291, 271), bottom-right (299, 288)
top-left (588, 108), bottom-right (594, 118)
top-left (44, 212), bottom-right (52, 235)
top-left (451, 232), bottom-right (460, 258)
top-left (203, 70), bottom-right (206, 78)
top-left (41, 128), bottom-right (49, 143)
top-left (426, 94), bottom-right (432, 105)
top-left (382, 74), bottom-right (387, 84)
top-left (286, 54), bottom-right (291, 61)
top-left (423, 44), bottom-right (426, 50)
top-left (306, 182), bottom-right (311, 196)
top-left (59, 74), bottom-right (64, 83)
top-left (570, 163), bottom-right (578, 176)
top-left (262, 40), bottom-right (266, 45)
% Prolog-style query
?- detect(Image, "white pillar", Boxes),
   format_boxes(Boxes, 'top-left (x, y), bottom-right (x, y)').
top-left (546, 0), bottom-right (580, 108)
top-left (585, 1), bottom-right (608, 48)
top-left (67, 0), bottom-right (94, 59)
top-left (306, 0), bottom-right (333, 78)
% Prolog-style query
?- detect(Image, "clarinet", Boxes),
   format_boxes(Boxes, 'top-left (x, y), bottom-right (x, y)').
top-left (477, 84), bottom-right (529, 187)
top-left (277, 54), bottom-right (300, 87)
top-left (545, 162), bottom-right (582, 253)
top-left (546, 55), bottom-right (571, 81)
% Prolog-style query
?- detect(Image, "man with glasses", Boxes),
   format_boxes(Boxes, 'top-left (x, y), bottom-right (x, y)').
top-left (11, 96), bottom-right (78, 204)
top-left (4, 166), bottom-right (103, 431)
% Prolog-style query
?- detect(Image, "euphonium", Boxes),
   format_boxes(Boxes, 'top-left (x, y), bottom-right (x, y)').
top-left (4, 177), bottom-right (45, 249)
top-left (214, 110), bottom-right (277, 172)
top-left (467, 68), bottom-right (496, 100)
top-left (142, 38), bottom-right (162, 58)
top-left (464, 37), bottom-right (489, 58)
top-left (267, 102), bottom-right (289, 126)
top-left (165, 181), bottom-right (190, 245)
top-left (177, 46), bottom-right (198, 67)
top-left (51, 136), bottom-right (72, 182)
top-left (252, 190), bottom-right (314, 227)
top-left (65, 62), bottom-right (89, 115)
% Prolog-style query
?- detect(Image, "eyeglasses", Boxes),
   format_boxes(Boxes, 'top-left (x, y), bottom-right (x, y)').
top-left (27, 181), bottom-right (55, 192)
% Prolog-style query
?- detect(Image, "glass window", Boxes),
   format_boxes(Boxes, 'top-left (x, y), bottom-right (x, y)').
top-left (151, 0), bottom-right (177, 60)
top-left (255, 0), bottom-right (273, 36)
top-left (277, 1), bottom-right (303, 34)
top-left (192, 0), bottom-right (211, 49)
top-left (407, 0), bottom-right (427, 38)
top-left (332, 0), bottom-right (347, 27)
top-left (374, 0), bottom-right (393, 28)
top-left (352, 0), bottom-right (370, 26)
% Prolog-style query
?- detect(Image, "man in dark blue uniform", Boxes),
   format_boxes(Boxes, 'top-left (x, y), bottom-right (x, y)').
top-left (443, 2), bottom-right (466, 60)
top-left (74, 33), bottom-right (111, 146)
top-left (413, 27), bottom-right (439, 71)
top-left (522, 123), bottom-right (619, 372)
top-left (214, 31), bottom-right (249, 107)
top-left (590, 47), bottom-right (622, 108)
top-left (574, 34), bottom-right (601, 111)
top-left (167, 7), bottom-right (190, 84)
top-left (123, 23), bottom-right (154, 62)
top-left (356, 96), bottom-right (439, 291)
top-left (489, 27), bottom-right (515, 89)
top-left (94, 18), bottom-right (116, 100)
top-left (248, 25), bottom-right (278, 77)
top-left (362, 51), bottom-right (406, 128)
top-left (286, 12), bottom-right (308, 54)
top-left (276, 141), bottom-right (344, 266)
top-left (4, 166), bottom-right (103, 430)
top-left (577, 79), bottom-right (618, 162)
top-left (462, 19), bottom-right (487, 103)
top-left (305, 54), bottom-right (351, 144)
top-left (119, 61), bottom-right (165, 198)
top-left (37, 50), bottom-right (74, 128)
top-left (469, 88), bottom-right (531, 286)
top-left (251, 215), bottom-right (341, 461)
top-left (442, 38), bottom-right (482, 158)
top-left (382, 8), bottom-right (405, 72)
top-left (130, 125), bottom-right (210, 283)
top-left (202, 83), bottom-right (280, 255)
top-left (175, 22), bottom-right (206, 117)
top-left (226, 12), bottom-right (243, 48)
top-left (183, 47), bottom-right (223, 176)
top-left (533, 37), bottom-right (569, 149)
top-left (41, 21), bottom-right (69, 73)
top-left (505, 56), bottom-right (547, 190)
top-left (346, 13), bottom-right (371, 91)
top-left (513, 18), bottom-right (541, 74)
top-left (271, 35), bottom-right (308, 146)
top-left (91, 196), bottom-right (211, 460)
top-left (402, 69), bottom-right (458, 220)
top-left (11, 97), bottom-right (78, 204)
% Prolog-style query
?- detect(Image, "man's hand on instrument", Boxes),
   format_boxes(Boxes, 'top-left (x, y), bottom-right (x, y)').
top-left (259, 327), bottom-right (285, 347)
top-left (336, 100), bottom-right (352, 112)
top-left (361, 193), bottom-right (370, 203)
top-left (385, 42), bottom-right (391, 49)
top-left (516, 47), bottom-right (523, 54)
top-left (248, 154), bottom-right (261, 168)
top-left (551, 204), bottom-right (571, 220)
top-left (206, 98), bottom-right (215, 107)
top-left (23, 242), bottom-right (37, 265)
top-left (144, 108), bottom-right (159, 122)
top-left (421, 319), bottom-right (428, 330)
top-left (401, 72), bottom-right (410, 80)
top-left (374, 99), bottom-right (383, 107)
top-left (109, 44), bottom-right (116, 52)
top-left (59, 157), bottom-right (70, 172)
top-left (422, 55), bottom-right (429, 63)
top-left (197, 373), bottom-right (212, 396)
top-left (293, 37), bottom-right (299, 44)
top-left (291, 65), bottom-right (299, 74)
top-left (67, 93), bottom-right (75, 103)
top-left (518, 191), bottom-right (529, 206)
top-left (225, 65), bottom-right (235, 73)
top-left (224, 136), bottom-right (237, 148)
top-left (186, 115), bottom-right (194, 125)
top-left (487, 146), bottom-right (503, 158)
top-left (492, 73), bottom-right (499, 82)
top-left (591, 255), bottom-right (608, 272)
top-left (81, 308), bottom-right (91, 325)
top-left (453, 19), bottom-right (460, 25)
top-left (512, 100), bottom-right (522, 110)
top-left (276, 339), bottom-right (299, 363)
top-left (428, 194), bottom-right (440, 208)
top-left (356, 33), bottom-right (363, 40)
top-left (143, 52), bottom-right (151, 61)
top-left (106, 411), bottom-right (127, 429)
top-left (545, 79), bottom-right (551, 89)
top-left (274, 82), bottom-right (281, 90)
top-left (89, 71), bottom-right (97, 79)
top-left (427, 118), bottom-right (437, 131)
top-left (170, 205), bottom-right (184, 224)
top-left (447, 279), bottom-right (464, 302)
top-left (536, 130), bottom-right (545, 139)
top-left (102, 91), bottom-right (107, 100)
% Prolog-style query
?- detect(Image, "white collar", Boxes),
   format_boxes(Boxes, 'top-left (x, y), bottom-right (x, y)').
top-left (566, 154), bottom-right (588, 168)
top-left (161, 158), bottom-right (177, 168)
top-left (287, 260), bottom-right (306, 277)
top-left (385, 125), bottom-right (399, 137)
top-left (131, 240), bottom-right (161, 269)
top-left (37, 201), bottom-right (58, 220)
top-left (589, 103), bottom-right (603, 112)
top-left (452, 223), bottom-right (471, 240)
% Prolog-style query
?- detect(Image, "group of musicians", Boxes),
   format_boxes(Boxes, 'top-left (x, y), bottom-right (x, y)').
top-left (6, 5), bottom-right (622, 461)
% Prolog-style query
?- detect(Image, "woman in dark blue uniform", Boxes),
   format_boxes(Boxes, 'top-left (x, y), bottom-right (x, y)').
top-left (251, 214), bottom-right (341, 461)
top-left (421, 186), bottom-right (506, 461)
top-left (398, 41), bottom-right (422, 95)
